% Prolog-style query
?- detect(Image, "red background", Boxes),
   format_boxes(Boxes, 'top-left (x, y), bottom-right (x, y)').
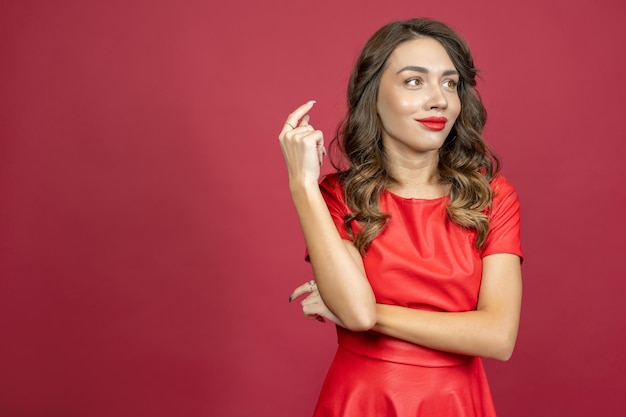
top-left (1, 1), bottom-right (625, 416)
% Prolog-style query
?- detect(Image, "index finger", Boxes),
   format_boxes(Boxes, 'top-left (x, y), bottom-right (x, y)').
top-left (289, 280), bottom-right (315, 301)
top-left (280, 100), bottom-right (316, 135)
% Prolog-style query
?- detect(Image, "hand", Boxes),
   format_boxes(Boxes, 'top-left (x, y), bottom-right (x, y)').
top-left (289, 280), bottom-right (345, 327)
top-left (278, 101), bottom-right (326, 187)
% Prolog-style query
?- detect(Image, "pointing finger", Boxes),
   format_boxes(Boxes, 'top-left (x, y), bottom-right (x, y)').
top-left (280, 100), bottom-right (316, 136)
top-left (288, 280), bottom-right (317, 302)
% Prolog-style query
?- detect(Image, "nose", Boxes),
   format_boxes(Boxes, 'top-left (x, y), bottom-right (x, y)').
top-left (426, 85), bottom-right (448, 110)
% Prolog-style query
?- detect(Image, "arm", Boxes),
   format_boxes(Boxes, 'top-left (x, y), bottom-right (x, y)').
top-left (294, 253), bottom-right (522, 360)
top-left (373, 253), bottom-right (522, 361)
top-left (280, 102), bottom-right (376, 331)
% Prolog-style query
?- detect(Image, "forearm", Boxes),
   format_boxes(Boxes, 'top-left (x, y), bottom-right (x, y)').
top-left (373, 304), bottom-right (519, 361)
top-left (373, 254), bottom-right (522, 361)
top-left (291, 182), bottom-right (376, 331)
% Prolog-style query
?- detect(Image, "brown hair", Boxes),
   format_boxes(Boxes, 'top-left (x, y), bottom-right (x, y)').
top-left (330, 18), bottom-right (499, 255)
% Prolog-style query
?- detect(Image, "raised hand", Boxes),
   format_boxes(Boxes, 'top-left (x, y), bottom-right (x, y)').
top-left (278, 101), bottom-right (326, 188)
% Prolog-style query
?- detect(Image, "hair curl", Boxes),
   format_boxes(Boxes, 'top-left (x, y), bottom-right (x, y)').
top-left (330, 18), bottom-right (499, 255)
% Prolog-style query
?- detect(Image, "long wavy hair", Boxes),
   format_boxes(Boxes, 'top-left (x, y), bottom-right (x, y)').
top-left (330, 18), bottom-right (500, 255)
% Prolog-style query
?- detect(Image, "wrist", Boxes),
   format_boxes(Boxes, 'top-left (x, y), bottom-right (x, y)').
top-left (289, 178), bottom-right (320, 196)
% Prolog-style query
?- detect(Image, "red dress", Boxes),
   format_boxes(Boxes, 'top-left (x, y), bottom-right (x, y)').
top-left (311, 173), bottom-right (523, 417)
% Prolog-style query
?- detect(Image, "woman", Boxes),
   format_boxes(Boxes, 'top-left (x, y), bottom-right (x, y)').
top-left (279, 18), bottom-right (522, 416)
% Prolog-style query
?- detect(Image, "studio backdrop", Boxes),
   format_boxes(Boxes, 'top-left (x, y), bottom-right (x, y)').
top-left (1, 0), bottom-right (625, 416)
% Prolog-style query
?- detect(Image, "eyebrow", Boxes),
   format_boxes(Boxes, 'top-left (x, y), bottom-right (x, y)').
top-left (396, 66), bottom-right (459, 76)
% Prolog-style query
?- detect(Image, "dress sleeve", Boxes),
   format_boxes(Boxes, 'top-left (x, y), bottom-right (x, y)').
top-left (304, 174), bottom-right (352, 262)
top-left (481, 175), bottom-right (523, 260)
top-left (319, 174), bottom-right (352, 241)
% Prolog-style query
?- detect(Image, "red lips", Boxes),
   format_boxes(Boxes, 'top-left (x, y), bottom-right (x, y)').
top-left (416, 117), bottom-right (447, 131)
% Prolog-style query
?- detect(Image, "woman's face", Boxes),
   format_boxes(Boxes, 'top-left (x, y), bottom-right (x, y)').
top-left (376, 37), bottom-right (461, 157)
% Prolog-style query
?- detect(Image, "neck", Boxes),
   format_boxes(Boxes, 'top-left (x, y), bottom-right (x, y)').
top-left (386, 151), bottom-right (448, 199)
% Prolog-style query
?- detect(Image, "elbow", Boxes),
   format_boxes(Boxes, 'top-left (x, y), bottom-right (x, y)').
top-left (492, 346), bottom-right (514, 362)
top-left (488, 333), bottom-right (517, 362)
top-left (342, 308), bottom-right (377, 332)
top-left (345, 317), bottom-right (376, 332)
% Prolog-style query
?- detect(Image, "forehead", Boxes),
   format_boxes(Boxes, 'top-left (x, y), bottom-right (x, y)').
top-left (386, 37), bottom-right (456, 70)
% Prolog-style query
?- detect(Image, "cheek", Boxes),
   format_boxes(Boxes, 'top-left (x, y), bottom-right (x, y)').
top-left (379, 90), bottom-right (417, 119)
top-left (450, 95), bottom-right (462, 120)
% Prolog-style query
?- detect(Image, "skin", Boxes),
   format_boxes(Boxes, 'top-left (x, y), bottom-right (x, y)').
top-left (279, 38), bottom-right (522, 361)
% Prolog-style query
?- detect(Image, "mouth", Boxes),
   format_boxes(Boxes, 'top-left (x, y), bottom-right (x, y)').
top-left (416, 117), bottom-right (447, 131)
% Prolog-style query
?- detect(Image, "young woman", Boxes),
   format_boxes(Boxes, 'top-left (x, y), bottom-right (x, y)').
top-left (279, 18), bottom-right (522, 417)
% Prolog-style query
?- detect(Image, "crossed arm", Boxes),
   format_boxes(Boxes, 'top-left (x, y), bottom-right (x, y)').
top-left (371, 253), bottom-right (521, 361)
top-left (292, 231), bottom-right (522, 361)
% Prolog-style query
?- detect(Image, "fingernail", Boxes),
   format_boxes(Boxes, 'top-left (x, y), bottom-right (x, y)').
top-left (303, 115), bottom-right (310, 123)
top-left (316, 316), bottom-right (325, 323)
top-left (288, 294), bottom-right (293, 303)
top-left (307, 100), bottom-right (316, 105)
top-left (322, 146), bottom-right (327, 157)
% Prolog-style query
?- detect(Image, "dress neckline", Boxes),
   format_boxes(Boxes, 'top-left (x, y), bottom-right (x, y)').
top-left (383, 189), bottom-right (449, 204)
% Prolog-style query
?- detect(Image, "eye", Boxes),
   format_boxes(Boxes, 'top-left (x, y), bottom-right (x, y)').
top-left (405, 78), bottom-right (423, 87)
top-left (443, 79), bottom-right (458, 90)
